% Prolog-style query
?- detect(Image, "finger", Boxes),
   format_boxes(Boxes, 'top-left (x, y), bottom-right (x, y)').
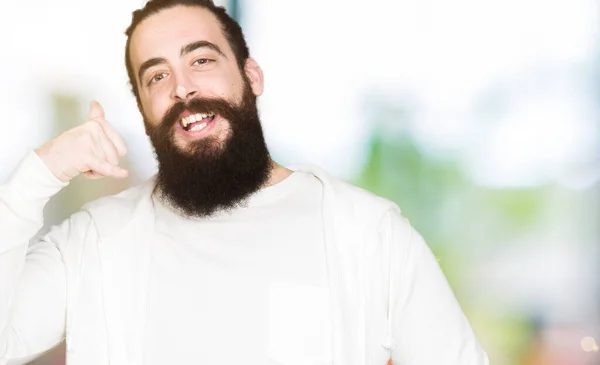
top-left (86, 103), bottom-right (127, 157)
top-left (88, 101), bottom-right (105, 122)
top-left (83, 170), bottom-right (104, 180)
top-left (88, 129), bottom-right (108, 163)
top-left (96, 129), bottom-right (120, 167)
top-left (85, 156), bottom-right (128, 179)
top-left (96, 119), bottom-right (128, 157)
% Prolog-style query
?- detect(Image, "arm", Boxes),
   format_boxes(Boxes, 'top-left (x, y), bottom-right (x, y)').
top-left (0, 151), bottom-right (68, 365)
top-left (382, 209), bottom-right (489, 364)
top-left (0, 101), bottom-right (128, 365)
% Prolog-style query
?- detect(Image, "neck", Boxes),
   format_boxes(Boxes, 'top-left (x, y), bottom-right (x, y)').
top-left (263, 160), bottom-right (294, 188)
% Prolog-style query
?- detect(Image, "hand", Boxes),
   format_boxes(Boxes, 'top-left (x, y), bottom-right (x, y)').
top-left (35, 101), bottom-right (129, 182)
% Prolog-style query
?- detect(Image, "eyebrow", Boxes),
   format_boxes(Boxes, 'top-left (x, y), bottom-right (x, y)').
top-left (137, 40), bottom-right (227, 83)
top-left (138, 57), bottom-right (167, 83)
top-left (181, 40), bottom-right (226, 59)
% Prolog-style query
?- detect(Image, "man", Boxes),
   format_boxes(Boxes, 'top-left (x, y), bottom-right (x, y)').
top-left (0, 1), bottom-right (489, 364)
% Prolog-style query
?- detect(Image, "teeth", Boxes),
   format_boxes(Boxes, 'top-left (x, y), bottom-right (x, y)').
top-left (190, 122), bottom-right (208, 132)
top-left (180, 113), bottom-right (216, 128)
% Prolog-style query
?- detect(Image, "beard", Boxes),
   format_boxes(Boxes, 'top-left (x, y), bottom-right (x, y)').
top-left (144, 80), bottom-right (272, 218)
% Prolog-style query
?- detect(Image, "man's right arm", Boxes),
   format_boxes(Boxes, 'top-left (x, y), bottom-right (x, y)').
top-left (0, 151), bottom-right (69, 365)
top-left (0, 101), bottom-right (128, 365)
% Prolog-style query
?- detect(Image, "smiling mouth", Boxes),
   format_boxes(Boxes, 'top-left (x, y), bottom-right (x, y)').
top-left (180, 112), bottom-right (216, 132)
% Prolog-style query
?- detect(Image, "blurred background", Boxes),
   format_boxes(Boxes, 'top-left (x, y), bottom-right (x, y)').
top-left (1, 0), bottom-right (598, 364)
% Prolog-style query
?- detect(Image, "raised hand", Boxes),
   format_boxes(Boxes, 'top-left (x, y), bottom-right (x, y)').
top-left (35, 101), bottom-right (129, 182)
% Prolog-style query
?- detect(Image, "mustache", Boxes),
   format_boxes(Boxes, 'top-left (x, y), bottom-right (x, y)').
top-left (161, 97), bottom-right (246, 129)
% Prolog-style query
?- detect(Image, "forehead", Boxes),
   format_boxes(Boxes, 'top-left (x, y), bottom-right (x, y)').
top-left (129, 5), bottom-right (230, 68)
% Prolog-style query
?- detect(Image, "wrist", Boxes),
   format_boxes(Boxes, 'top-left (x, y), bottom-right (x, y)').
top-left (34, 143), bottom-right (70, 183)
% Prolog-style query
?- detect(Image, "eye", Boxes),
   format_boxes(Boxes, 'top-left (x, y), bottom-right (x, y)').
top-left (192, 58), bottom-right (213, 66)
top-left (148, 72), bottom-right (168, 85)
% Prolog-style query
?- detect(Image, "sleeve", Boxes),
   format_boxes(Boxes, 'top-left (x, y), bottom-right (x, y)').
top-left (381, 208), bottom-right (489, 365)
top-left (0, 151), bottom-right (71, 365)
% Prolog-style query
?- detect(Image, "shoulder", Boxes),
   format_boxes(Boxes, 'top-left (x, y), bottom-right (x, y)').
top-left (81, 176), bottom-right (156, 213)
top-left (79, 176), bottom-right (157, 236)
top-left (291, 164), bottom-right (401, 221)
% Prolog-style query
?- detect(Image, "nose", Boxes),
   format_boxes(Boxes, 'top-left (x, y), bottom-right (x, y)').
top-left (172, 71), bottom-right (198, 102)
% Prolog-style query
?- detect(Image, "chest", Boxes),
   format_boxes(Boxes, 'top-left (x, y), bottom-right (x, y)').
top-left (64, 198), bottom-right (392, 365)
top-left (144, 213), bottom-right (331, 364)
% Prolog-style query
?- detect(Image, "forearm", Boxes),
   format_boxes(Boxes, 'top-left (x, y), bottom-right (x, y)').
top-left (0, 151), bottom-right (68, 364)
top-left (0, 150), bottom-right (67, 250)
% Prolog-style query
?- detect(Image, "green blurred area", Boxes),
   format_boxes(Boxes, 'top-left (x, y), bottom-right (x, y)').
top-left (352, 113), bottom-right (597, 364)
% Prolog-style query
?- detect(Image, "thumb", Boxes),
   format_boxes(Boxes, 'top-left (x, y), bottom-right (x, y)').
top-left (88, 101), bottom-right (105, 121)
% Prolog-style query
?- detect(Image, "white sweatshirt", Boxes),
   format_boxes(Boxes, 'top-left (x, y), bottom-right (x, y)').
top-left (0, 151), bottom-right (489, 365)
top-left (144, 171), bottom-right (332, 364)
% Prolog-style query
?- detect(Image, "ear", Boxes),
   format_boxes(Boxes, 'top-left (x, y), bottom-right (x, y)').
top-left (244, 57), bottom-right (264, 97)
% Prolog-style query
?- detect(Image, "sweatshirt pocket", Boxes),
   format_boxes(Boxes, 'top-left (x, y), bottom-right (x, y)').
top-left (267, 281), bottom-right (333, 365)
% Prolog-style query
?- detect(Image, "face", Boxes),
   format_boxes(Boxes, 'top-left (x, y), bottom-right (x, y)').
top-left (129, 5), bottom-right (263, 151)
top-left (128, 5), bottom-right (272, 218)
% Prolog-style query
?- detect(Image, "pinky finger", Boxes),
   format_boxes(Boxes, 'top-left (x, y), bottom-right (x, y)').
top-left (82, 171), bottom-right (94, 179)
top-left (82, 171), bottom-right (104, 179)
top-left (86, 158), bottom-right (129, 179)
